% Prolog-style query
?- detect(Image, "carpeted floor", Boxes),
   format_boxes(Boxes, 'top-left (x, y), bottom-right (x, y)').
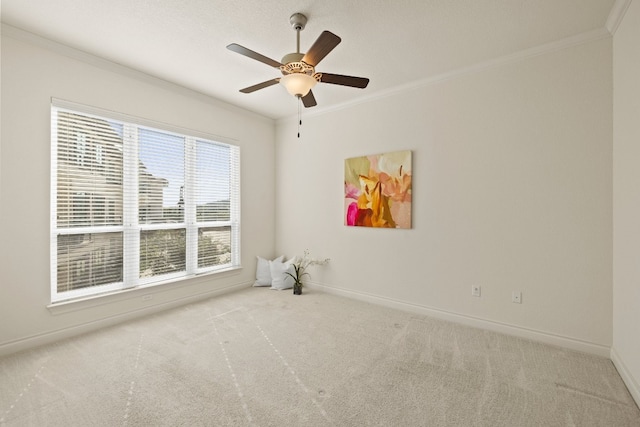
top-left (1, 287), bottom-right (639, 426)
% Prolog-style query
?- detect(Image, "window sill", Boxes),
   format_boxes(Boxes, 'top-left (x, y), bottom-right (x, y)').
top-left (47, 266), bottom-right (243, 315)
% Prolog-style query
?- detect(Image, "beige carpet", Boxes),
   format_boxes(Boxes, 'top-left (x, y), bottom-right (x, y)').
top-left (1, 287), bottom-right (639, 426)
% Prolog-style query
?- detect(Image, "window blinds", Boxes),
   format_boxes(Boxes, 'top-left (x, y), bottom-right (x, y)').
top-left (51, 100), bottom-right (240, 302)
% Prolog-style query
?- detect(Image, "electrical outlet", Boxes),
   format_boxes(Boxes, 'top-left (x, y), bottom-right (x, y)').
top-left (472, 285), bottom-right (481, 297)
top-left (512, 291), bottom-right (522, 304)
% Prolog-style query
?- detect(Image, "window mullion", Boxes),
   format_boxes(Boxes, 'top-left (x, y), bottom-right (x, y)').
top-left (185, 137), bottom-right (197, 275)
top-left (123, 123), bottom-right (140, 288)
top-left (230, 145), bottom-right (241, 266)
top-left (50, 107), bottom-right (60, 301)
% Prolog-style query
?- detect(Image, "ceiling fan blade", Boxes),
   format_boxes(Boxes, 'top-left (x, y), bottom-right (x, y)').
top-left (227, 43), bottom-right (283, 68)
top-left (319, 73), bottom-right (369, 89)
top-left (301, 90), bottom-right (317, 108)
top-left (302, 31), bottom-right (341, 67)
top-left (239, 78), bottom-right (281, 93)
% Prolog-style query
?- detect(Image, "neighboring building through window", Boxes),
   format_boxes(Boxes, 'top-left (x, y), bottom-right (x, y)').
top-left (51, 101), bottom-right (240, 302)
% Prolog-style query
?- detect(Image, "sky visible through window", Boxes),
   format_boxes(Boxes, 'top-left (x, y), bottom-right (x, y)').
top-left (196, 140), bottom-right (231, 206)
top-left (139, 128), bottom-right (184, 208)
top-left (111, 122), bottom-right (230, 208)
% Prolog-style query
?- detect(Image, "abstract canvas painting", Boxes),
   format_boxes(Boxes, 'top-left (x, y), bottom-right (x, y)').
top-left (344, 150), bottom-right (412, 228)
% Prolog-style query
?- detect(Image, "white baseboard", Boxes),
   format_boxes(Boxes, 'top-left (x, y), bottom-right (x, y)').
top-left (0, 282), bottom-right (251, 357)
top-left (307, 282), bottom-right (611, 358)
top-left (611, 347), bottom-right (640, 409)
top-left (3, 280), bottom-right (616, 363)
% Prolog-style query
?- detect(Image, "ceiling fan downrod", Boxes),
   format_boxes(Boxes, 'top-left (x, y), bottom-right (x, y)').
top-left (289, 13), bottom-right (307, 52)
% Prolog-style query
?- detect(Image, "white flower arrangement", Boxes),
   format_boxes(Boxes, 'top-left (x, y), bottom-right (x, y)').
top-left (285, 249), bottom-right (330, 293)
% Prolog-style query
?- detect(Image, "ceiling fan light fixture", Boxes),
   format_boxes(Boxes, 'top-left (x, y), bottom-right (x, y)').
top-left (280, 73), bottom-right (317, 97)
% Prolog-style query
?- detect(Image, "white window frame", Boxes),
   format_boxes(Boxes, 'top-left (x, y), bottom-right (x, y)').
top-left (50, 99), bottom-right (241, 303)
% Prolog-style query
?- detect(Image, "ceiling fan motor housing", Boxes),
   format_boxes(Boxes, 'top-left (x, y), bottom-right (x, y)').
top-left (281, 52), bottom-right (305, 66)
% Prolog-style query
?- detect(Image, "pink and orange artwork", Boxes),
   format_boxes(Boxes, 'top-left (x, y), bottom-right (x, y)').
top-left (344, 150), bottom-right (412, 228)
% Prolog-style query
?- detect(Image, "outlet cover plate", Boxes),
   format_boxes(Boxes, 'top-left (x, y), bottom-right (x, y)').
top-left (512, 291), bottom-right (522, 304)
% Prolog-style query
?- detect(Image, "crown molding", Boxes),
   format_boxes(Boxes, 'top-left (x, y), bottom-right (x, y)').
top-left (278, 26), bottom-right (612, 126)
top-left (2, 20), bottom-right (614, 127)
top-left (606, 0), bottom-right (633, 35)
top-left (1, 23), bottom-right (274, 124)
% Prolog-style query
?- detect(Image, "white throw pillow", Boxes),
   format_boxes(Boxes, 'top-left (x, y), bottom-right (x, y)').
top-left (253, 255), bottom-right (284, 287)
top-left (269, 258), bottom-right (296, 290)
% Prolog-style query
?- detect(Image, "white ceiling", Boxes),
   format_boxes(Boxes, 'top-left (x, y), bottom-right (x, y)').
top-left (1, 0), bottom-right (618, 120)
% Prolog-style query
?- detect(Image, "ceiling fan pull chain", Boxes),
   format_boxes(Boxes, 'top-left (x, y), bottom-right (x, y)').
top-left (297, 96), bottom-right (302, 138)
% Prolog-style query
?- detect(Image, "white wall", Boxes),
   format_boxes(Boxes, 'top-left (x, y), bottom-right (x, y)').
top-left (0, 18), bottom-right (622, 370)
top-left (275, 37), bottom-right (613, 355)
top-left (0, 28), bottom-right (276, 355)
top-left (612, 0), bottom-right (640, 405)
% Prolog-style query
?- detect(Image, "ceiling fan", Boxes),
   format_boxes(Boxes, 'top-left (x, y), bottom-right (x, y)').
top-left (227, 13), bottom-right (369, 108)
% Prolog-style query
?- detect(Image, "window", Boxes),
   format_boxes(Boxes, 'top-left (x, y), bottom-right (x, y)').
top-left (51, 100), bottom-right (240, 302)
